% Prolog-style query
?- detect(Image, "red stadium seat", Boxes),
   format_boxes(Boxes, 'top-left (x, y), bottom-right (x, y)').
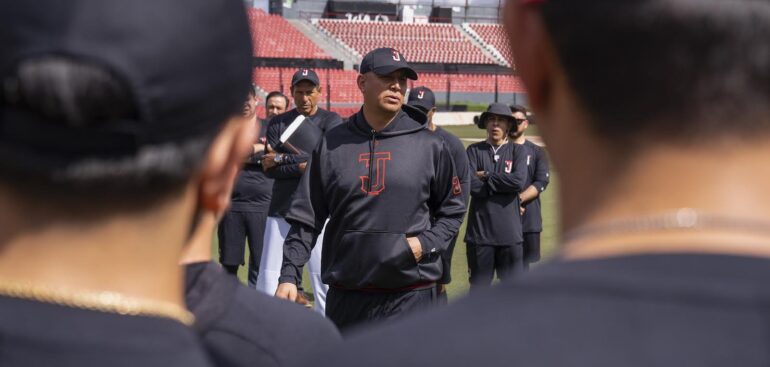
top-left (248, 9), bottom-right (331, 59)
top-left (467, 23), bottom-right (515, 67)
top-left (316, 19), bottom-right (497, 65)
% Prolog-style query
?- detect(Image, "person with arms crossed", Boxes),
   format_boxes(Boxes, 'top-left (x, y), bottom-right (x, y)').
top-left (305, 0), bottom-right (770, 366)
top-left (510, 105), bottom-right (549, 269)
top-left (465, 103), bottom-right (528, 290)
top-left (0, 0), bottom-right (252, 365)
top-left (275, 48), bottom-right (466, 332)
top-left (257, 69), bottom-right (342, 313)
top-left (217, 88), bottom-right (287, 284)
top-left (406, 86), bottom-right (470, 304)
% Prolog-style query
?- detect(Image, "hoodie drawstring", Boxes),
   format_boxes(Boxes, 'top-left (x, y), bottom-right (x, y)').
top-left (368, 129), bottom-right (376, 193)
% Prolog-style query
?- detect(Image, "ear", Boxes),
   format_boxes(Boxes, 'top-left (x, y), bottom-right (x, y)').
top-left (357, 74), bottom-right (366, 93)
top-left (197, 116), bottom-right (256, 216)
top-left (503, 2), bottom-right (556, 115)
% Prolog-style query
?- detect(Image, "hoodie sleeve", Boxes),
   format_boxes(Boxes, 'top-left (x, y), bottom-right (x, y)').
top-left (416, 140), bottom-right (466, 258)
top-left (467, 144), bottom-right (490, 198)
top-left (486, 144), bottom-right (527, 194)
top-left (279, 144), bottom-right (330, 285)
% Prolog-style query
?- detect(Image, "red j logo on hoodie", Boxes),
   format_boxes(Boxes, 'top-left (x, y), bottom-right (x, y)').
top-left (359, 152), bottom-right (392, 196)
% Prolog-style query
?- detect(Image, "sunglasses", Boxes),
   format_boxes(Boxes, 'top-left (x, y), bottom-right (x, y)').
top-left (514, 118), bottom-right (527, 124)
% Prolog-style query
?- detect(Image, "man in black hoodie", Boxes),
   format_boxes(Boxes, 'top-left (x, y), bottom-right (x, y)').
top-left (465, 103), bottom-right (528, 291)
top-left (407, 86), bottom-right (470, 303)
top-left (256, 69), bottom-right (342, 314)
top-left (275, 48), bottom-right (466, 331)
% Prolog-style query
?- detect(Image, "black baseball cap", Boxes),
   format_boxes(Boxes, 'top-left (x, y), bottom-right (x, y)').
top-left (407, 86), bottom-right (436, 113)
top-left (360, 48), bottom-right (418, 80)
top-left (291, 69), bottom-right (320, 87)
top-left (0, 0), bottom-right (252, 172)
top-left (478, 103), bottom-right (516, 129)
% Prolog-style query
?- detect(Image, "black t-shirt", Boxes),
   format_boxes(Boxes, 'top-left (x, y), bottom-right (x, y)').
top-left (0, 295), bottom-right (211, 367)
top-left (519, 139), bottom-right (550, 233)
top-left (308, 253), bottom-right (770, 367)
top-left (184, 262), bottom-right (341, 367)
top-left (230, 122), bottom-right (273, 212)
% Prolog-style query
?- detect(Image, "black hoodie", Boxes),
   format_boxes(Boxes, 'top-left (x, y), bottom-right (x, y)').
top-left (279, 106), bottom-right (466, 290)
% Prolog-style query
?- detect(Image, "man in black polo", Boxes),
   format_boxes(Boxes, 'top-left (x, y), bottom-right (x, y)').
top-left (257, 69), bottom-right (342, 314)
top-left (465, 103), bottom-right (528, 290)
top-left (274, 48), bottom-right (465, 331)
top-left (407, 86), bottom-right (470, 303)
top-left (510, 105), bottom-right (549, 269)
top-left (217, 89), bottom-right (287, 284)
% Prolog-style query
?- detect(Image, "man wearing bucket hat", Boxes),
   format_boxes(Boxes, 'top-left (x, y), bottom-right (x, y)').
top-left (274, 48), bottom-right (465, 331)
top-left (465, 103), bottom-right (528, 290)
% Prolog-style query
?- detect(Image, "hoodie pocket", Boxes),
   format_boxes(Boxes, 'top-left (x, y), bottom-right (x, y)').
top-left (329, 230), bottom-right (421, 289)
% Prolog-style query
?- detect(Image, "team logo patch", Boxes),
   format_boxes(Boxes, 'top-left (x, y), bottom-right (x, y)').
top-left (505, 160), bottom-right (513, 173)
top-left (302, 69), bottom-right (309, 76)
top-left (452, 176), bottom-right (462, 196)
top-left (417, 90), bottom-right (425, 99)
top-left (359, 152), bottom-right (392, 196)
top-left (527, 155), bottom-right (531, 166)
top-left (392, 50), bottom-right (401, 61)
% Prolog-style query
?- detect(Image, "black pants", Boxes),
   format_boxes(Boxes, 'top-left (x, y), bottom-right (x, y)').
top-left (523, 232), bottom-right (541, 271)
top-left (326, 287), bottom-right (437, 333)
top-left (466, 242), bottom-right (523, 292)
top-left (217, 210), bottom-right (267, 286)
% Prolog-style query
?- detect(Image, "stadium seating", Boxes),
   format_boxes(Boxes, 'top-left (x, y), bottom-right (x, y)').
top-left (414, 73), bottom-right (525, 94)
top-left (466, 23), bottom-right (514, 66)
top-left (247, 9), bottom-right (331, 59)
top-left (253, 68), bottom-right (525, 111)
top-left (316, 19), bottom-right (496, 65)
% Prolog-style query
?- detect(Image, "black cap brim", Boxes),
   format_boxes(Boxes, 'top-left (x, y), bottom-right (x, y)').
top-left (291, 77), bottom-right (319, 87)
top-left (371, 65), bottom-right (418, 80)
top-left (407, 100), bottom-right (432, 113)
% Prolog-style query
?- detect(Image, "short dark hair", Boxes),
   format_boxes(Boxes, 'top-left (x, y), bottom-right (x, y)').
top-left (0, 57), bottom-right (218, 208)
top-left (539, 0), bottom-right (770, 143)
top-left (510, 105), bottom-right (528, 115)
top-left (265, 91), bottom-right (289, 108)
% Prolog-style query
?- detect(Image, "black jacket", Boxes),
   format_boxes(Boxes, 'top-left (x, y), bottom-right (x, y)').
top-left (519, 139), bottom-right (550, 233)
top-left (0, 295), bottom-right (210, 367)
top-left (265, 108), bottom-right (343, 218)
top-left (279, 106), bottom-right (466, 290)
top-left (465, 141), bottom-right (527, 246)
top-left (185, 262), bottom-right (340, 367)
top-left (433, 126), bottom-right (470, 284)
top-left (305, 254), bottom-right (770, 367)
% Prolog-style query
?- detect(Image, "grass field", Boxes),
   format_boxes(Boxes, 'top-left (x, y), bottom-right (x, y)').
top-left (216, 124), bottom-right (559, 301)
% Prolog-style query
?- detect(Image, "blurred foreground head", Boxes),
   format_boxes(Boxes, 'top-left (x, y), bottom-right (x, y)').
top-left (0, 0), bottom-right (253, 215)
top-left (505, 0), bottom-right (770, 233)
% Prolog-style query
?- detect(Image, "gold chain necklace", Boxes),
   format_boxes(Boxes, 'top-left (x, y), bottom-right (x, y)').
top-left (563, 208), bottom-right (770, 245)
top-left (0, 279), bottom-right (194, 326)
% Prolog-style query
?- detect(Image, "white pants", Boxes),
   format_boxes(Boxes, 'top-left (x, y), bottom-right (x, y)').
top-left (256, 216), bottom-right (328, 315)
